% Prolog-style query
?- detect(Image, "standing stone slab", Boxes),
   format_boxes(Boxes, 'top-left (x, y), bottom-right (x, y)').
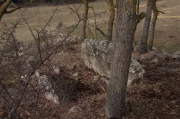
top-left (81, 39), bottom-right (145, 86)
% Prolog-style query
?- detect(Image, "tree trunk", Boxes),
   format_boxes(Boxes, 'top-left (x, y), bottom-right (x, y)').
top-left (107, 0), bottom-right (115, 41)
top-left (105, 0), bottom-right (137, 119)
top-left (139, 0), bottom-right (154, 54)
top-left (148, 0), bottom-right (157, 50)
top-left (81, 0), bottom-right (88, 40)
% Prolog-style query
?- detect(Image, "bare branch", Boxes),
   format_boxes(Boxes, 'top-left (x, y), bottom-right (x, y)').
top-left (0, 0), bottom-right (11, 20)
top-left (5, 0), bottom-right (33, 14)
top-left (0, 0), bottom-right (33, 20)
top-left (91, 4), bottom-right (106, 38)
top-left (87, 20), bottom-right (95, 39)
top-left (95, 26), bottom-right (107, 38)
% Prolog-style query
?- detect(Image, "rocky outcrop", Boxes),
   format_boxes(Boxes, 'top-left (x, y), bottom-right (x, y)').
top-left (81, 39), bottom-right (145, 86)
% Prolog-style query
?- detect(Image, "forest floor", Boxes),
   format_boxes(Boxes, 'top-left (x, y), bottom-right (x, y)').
top-left (1, 41), bottom-right (178, 119)
top-left (42, 41), bottom-right (180, 119)
top-left (47, 41), bottom-right (180, 119)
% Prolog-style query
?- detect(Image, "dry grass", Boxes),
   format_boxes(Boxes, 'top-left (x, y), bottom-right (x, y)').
top-left (1, 1), bottom-right (109, 42)
top-left (1, 0), bottom-right (180, 52)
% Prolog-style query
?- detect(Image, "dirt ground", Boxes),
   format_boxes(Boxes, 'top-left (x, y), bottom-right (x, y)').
top-left (46, 41), bottom-right (180, 119)
top-left (1, 40), bottom-right (179, 118)
top-left (12, 39), bottom-right (178, 119)
top-left (0, 0), bottom-right (180, 119)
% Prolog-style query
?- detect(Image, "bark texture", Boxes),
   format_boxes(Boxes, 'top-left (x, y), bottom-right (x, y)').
top-left (139, 0), bottom-right (154, 54)
top-left (107, 0), bottom-right (115, 41)
top-left (148, 0), bottom-right (157, 50)
top-left (105, 0), bottom-right (137, 118)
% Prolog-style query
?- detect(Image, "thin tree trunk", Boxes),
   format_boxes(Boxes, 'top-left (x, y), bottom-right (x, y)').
top-left (107, 0), bottom-right (115, 41)
top-left (81, 0), bottom-right (88, 40)
top-left (148, 0), bottom-right (157, 50)
top-left (139, 0), bottom-right (154, 54)
top-left (105, 0), bottom-right (137, 119)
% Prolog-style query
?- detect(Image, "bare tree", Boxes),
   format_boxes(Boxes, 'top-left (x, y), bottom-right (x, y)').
top-left (105, 0), bottom-right (138, 119)
top-left (0, 1), bottom-right (85, 118)
top-left (139, 0), bottom-right (155, 54)
top-left (62, 0), bottom-right (88, 40)
top-left (147, 0), bottom-right (164, 50)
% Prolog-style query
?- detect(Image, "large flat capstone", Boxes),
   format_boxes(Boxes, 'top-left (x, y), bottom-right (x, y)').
top-left (81, 39), bottom-right (145, 86)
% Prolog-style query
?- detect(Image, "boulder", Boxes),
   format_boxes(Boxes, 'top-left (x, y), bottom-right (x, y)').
top-left (81, 39), bottom-right (145, 87)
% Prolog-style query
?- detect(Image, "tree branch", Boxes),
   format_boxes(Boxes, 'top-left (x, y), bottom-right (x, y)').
top-left (5, 0), bottom-right (33, 14)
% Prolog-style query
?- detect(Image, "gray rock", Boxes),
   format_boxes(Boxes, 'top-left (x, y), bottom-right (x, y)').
top-left (162, 50), bottom-right (171, 56)
top-left (69, 106), bottom-right (83, 114)
top-left (45, 92), bottom-right (59, 105)
top-left (150, 58), bottom-right (159, 64)
top-left (93, 75), bottom-right (99, 81)
top-left (35, 71), bottom-right (59, 104)
top-left (53, 65), bottom-right (60, 75)
top-left (128, 58), bottom-right (145, 86)
top-left (72, 72), bottom-right (78, 77)
top-left (139, 49), bottom-right (171, 61)
top-left (66, 37), bottom-right (72, 42)
top-left (71, 36), bottom-right (78, 42)
top-left (81, 39), bottom-right (145, 87)
top-left (171, 51), bottom-right (180, 58)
